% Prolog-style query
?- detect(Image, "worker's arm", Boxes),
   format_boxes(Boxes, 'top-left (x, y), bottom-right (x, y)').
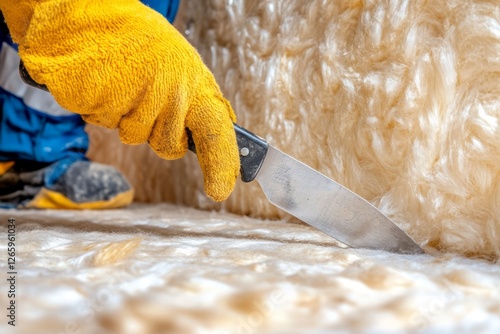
top-left (0, 0), bottom-right (239, 202)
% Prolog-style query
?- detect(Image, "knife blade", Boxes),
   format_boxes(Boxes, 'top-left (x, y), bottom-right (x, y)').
top-left (190, 124), bottom-right (423, 255)
top-left (19, 61), bottom-right (422, 254)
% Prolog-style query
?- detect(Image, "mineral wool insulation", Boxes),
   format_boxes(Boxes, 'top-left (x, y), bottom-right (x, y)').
top-left (1, 204), bottom-right (500, 333)
top-left (1, 1), bottom-right (500, 332)
top-left (89, 0), bottom-right (500, 258)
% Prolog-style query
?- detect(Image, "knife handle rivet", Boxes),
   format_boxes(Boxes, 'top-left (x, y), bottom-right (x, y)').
top-left (240, 147), bottom-right (250, 157)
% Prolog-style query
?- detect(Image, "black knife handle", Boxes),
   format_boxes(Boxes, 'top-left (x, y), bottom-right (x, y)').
top-left (19, 61), bottom-right (269, 183)
top-left (19, 61), bottom-right (48, 91)
top-left (188, 124), bottom-right (268, 183)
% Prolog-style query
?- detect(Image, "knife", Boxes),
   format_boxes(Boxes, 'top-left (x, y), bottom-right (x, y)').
top-left (20, 62), bottom-right (423, 254)
top-left (188, 124), bottom-right (423, 255)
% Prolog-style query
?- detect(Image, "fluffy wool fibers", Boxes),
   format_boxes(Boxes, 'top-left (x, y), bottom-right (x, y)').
top-left (88, 0), bottom-right (500, 258)
top-left (2, 204), bottom-right (500, 333)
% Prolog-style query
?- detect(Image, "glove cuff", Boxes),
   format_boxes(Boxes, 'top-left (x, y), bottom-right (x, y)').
top-left (0, 1), bottom-right (39, 43)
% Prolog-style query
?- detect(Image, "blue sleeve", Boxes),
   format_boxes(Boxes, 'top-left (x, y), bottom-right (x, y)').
top-left (141, 0), bottom-right (181, 23)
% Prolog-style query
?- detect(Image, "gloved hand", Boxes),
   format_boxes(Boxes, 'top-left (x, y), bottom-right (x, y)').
top-left (1, 0), bottom-right (240, 202)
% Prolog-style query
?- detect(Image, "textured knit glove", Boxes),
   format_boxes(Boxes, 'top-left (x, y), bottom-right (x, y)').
top-left (0, 0), bottom-right (239, 201)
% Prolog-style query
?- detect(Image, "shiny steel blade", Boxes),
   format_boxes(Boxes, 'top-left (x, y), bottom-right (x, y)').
top-left (255, 146), bottom-right (423, 254)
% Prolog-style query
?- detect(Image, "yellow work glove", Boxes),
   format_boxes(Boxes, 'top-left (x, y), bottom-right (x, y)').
top-left (0, 0), bottom-right (239, 202)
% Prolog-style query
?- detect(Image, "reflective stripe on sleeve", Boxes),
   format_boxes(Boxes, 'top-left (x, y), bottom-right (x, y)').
top-left (0, 42), bottom-right (75, 117)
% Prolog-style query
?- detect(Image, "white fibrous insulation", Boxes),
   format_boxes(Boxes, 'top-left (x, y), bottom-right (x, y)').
top-left (89, 0), bottom-right (500, 258)
top-left (1, 205), bottom-right (500, 333)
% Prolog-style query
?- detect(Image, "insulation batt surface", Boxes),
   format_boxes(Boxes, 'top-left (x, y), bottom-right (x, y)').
top-left (88, 0), bottom-right (500, 258)
top-left (5, 0), bottom-right (499, 332)
top-left (1, 204), bottom-right (500, 333)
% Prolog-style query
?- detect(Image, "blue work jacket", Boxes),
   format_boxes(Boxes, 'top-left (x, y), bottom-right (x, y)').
top-left (0, 0), bottom-right (180, 172)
